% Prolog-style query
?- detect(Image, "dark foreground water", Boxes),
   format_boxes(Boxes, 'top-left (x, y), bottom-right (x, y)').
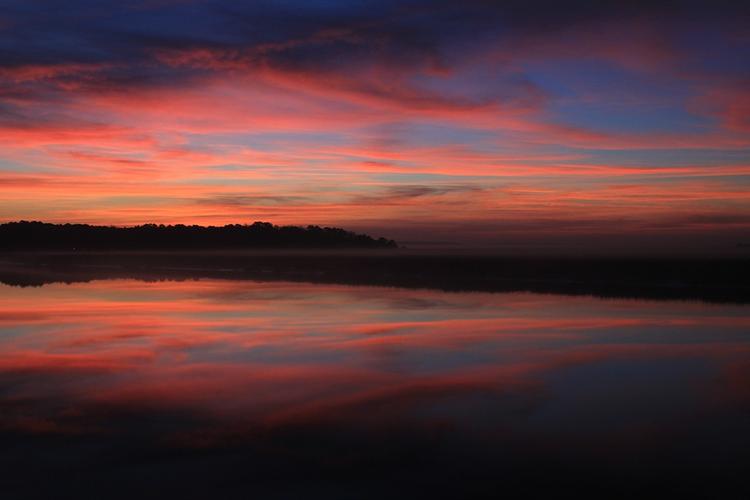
top-left (1, 278), bottom-right (749, 498)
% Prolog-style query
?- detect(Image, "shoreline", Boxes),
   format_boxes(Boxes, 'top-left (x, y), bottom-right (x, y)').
top-left (1, 251), bottom-right (748, 304)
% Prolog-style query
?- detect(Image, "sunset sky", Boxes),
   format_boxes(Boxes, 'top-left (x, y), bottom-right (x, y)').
top-left (1, 1), bottom-right (748, 250)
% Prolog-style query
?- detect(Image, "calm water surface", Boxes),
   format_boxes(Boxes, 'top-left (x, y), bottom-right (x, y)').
top-left (1, 279), bottom-right (749, 498)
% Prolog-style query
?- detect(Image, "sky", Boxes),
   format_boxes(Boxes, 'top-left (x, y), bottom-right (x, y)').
top-left (0, 0), bottom-right (748, 251)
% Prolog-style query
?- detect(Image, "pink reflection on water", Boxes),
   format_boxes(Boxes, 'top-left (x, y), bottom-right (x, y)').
top-left (0, 279), bottom-right (749, 445)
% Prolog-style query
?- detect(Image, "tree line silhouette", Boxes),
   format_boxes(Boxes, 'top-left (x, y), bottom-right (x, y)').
top-left (0, 221), bottom-right (397, 250)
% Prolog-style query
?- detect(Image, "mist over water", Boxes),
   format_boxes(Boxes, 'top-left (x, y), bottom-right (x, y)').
top-left (1, 277), bottom-right (749, 498)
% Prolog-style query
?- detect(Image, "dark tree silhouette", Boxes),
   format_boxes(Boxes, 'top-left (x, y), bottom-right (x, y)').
top-left (0, 221), bottom-right (397, 250)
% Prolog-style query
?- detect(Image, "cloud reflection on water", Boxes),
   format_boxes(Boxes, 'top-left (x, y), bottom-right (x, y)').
top-left (0, 279), bottom-right (748, 497)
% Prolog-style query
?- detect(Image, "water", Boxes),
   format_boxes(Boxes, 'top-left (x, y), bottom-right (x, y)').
top-left (1, 278), bottom-right (749, 498)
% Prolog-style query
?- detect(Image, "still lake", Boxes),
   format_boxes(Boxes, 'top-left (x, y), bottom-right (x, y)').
top-left (1, 278), bottom-right (749, 498)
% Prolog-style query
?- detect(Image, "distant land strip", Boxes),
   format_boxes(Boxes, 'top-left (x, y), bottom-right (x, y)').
top-left (0, 252), bottom-right (749, 304)
top-left (0, 221), bottom-right (398, 250)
